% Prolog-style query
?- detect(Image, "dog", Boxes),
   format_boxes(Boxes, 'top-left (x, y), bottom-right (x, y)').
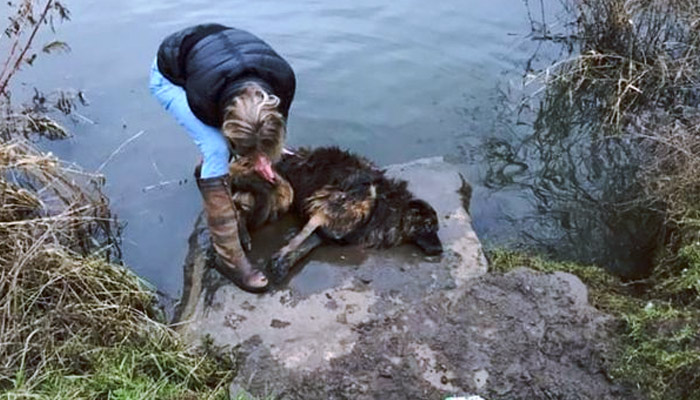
top-left (227, 155), bottom-right (294, 252)
top-left (229, 146), bottom-right (443, 283)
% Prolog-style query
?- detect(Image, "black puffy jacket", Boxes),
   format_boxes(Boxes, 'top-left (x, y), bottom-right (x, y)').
top-left (157, 23), bottom-right (296, 127)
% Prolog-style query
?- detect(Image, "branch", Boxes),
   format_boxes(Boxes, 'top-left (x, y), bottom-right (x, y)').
top-left (0, 0), bottom-right (54, 96)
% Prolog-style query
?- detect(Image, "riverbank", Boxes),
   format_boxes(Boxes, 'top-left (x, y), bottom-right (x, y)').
top-left (0, 139), bottom-right (235, 399)
top-left (1, 0), bottom-right (698, 398)
top-left (0, 2), bottom-right (236, 397)
top-left (1, 141), bottom-right (695, 399)
top-left (489, 250), bottom-right (700, 400)
top-left (483, 1), bottom-right (700, 397)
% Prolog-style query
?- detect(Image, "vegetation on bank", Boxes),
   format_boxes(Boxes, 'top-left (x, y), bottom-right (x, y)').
top-left (489, 250), bottom-right (700, 400)
top-left (530, 0), bottom-right (700, 292)
top-left (488, 1), bottom-right (700, 398)
top-left (0, 1), bottom-right (241, 399)
top-left (0, 93), bottom-right (236, 400)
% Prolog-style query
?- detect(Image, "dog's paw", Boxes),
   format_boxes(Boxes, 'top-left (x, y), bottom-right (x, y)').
top-left (267, 254), bottom-right (291, 284)
top-left (239, 233), bottom-right (252, 253)
top-left (237, 223), bottom-right (252, 252)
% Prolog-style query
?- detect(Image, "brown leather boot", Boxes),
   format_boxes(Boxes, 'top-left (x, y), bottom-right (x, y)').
top-left (197, 175), bottom-right (269, 293)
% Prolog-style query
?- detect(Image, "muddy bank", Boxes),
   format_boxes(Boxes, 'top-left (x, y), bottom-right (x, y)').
top-left (174, 157), bottom-right (636, 399)
top-left (232, 268), bottom-right (634, 399)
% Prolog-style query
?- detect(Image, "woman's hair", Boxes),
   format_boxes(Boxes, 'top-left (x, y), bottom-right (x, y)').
top-left (222, 83), bottom-right (286, 161)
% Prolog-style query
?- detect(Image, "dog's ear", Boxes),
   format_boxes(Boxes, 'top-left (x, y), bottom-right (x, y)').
top-left (406, 199), bottom-right (443, 256)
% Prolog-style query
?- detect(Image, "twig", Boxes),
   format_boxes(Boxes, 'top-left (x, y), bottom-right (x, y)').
top-left (151, 159), bottom-right (164, 179)
top-left (96, 130), bottom-right (146, 173)
top-left (70, 111), bottom-right (96, 125)
top-left (0, 40), bottom-right (21, 88)
top-left (142, 180), bottom-right (180, 193)
top-left (0, 0), bottom-right (54, 96)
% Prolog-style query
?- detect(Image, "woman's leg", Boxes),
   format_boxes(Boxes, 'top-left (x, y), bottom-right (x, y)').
top-left (149, 60), bottom-right (230, 179)
top-left (149, 60), bottom-right (268, 291)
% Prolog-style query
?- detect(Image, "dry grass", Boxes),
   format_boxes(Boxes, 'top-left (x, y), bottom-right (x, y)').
top-left (0, 91), bottom-right (232, 400)
top-left (570, 0), bottom-right (700, 243)
top-left (534, 0), bottom-right (700, 126)
top-left (636, 110), bottom-right (700, 232)
top-left (1, 138), bottom-right (147, 391)
top-left (526, 0), bottom-right (700, 258)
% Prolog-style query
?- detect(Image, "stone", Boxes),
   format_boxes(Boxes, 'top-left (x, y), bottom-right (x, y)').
top-left (174, 157), bottom-right (635, 399)
top-left (177, 156), bottom-right (486, 365)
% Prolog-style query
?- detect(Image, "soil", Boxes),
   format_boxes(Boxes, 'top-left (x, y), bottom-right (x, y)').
top-left (229, 268), bottom-right (637, 400)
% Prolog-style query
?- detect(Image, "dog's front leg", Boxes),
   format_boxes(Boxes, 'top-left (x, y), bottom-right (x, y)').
top-left (270, 233), bottom-right (323, 282)
top-left (236, 208), bottom-right (252, 252)
top-left (268, 214), bottom-right (325, 283)
top-left (231, 192), bottom-right (254, 252)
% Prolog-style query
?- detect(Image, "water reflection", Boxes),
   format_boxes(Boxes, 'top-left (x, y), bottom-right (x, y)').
top-left (481, 45), bottom-right (665, 279)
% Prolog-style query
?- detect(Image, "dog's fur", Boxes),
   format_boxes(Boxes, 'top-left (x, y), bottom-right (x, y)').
top-left (230, 146), bottom-right (443, 283)
top-left (228, 156), bottom-right (293, 254)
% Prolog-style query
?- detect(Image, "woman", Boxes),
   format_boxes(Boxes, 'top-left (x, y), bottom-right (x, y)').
top-left (150, 23), bottom-right (296, 292)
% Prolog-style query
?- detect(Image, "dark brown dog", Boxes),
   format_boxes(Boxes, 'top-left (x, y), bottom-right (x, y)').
top-left (227, 156), bottom-right (293, 251)
top-left (229, 146), bottom-right (443, 283)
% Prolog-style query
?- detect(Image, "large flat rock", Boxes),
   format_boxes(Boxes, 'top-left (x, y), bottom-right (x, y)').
top-left (175, 156), bottom-right (486, 374)
top-left (174, 157), bottom-right (636, 399)
top-left (177, 155), bottom-right (486, 339)
top-left (225, 268), bottom-right (634, 400)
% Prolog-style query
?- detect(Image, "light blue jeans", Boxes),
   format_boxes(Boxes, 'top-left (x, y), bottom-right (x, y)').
top-left (149, 60), bottom-right (230, 179)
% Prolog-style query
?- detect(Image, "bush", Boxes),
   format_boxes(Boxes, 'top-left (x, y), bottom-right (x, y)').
top-left (0, 140), bottom-right (235, 399)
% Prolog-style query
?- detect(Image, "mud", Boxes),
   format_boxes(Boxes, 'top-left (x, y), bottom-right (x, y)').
top-left (225, 268), bottom-right (636, 400)
top-left (175, 157), bottom-right (637, 399)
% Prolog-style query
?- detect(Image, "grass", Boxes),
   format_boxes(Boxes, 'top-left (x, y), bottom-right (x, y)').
top-left (487, 249), bottom-right (636, 313)
top-left (0, 139), bottom-right (237, 399)
top-left (5, 340), bottom-right (234, 400)
top-left (616, 302), bottom-right (700, 400)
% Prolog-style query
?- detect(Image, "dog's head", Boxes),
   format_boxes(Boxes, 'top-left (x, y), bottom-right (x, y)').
top-left (404, 199), bottom-right (442, 256)
top-left (228, 155), bottom-right (292, 226)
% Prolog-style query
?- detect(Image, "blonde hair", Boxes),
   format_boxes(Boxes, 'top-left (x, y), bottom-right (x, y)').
top-left (222, 83), bottom-right (286, 161)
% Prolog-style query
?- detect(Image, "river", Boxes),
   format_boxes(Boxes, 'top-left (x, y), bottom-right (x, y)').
top-left (14, 0), bottom-right (578, 295)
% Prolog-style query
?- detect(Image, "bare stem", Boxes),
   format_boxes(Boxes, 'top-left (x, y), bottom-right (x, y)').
top-left (0, 0), bottom-right (54, 97)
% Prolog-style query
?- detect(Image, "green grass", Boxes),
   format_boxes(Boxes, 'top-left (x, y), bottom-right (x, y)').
top-left (615, 302), bottom-right (700, 400)
top-left (487, 249), bottom-right (637, 313)
top-left (1, 325), bottom-right (236, 400)
top-left (488, 249), bottom-right (700, 400)
top-left (654, 241), bottom-right (700, 305)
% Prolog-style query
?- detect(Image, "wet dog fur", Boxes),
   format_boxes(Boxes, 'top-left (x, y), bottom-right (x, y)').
top-left (229, 146), bottom-right (443, 283)
top-left (229, 156), bottom-right (294, 228)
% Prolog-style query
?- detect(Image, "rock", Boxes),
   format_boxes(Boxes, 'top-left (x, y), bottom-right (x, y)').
top-left (220, 268), bottom-right (633, 399)
top-left (384, 157), bottom-right (484, 287)
top-left (175, 157), bottom-right (634, 399)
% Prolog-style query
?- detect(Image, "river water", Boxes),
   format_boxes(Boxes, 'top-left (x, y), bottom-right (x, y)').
top-left (14, 0), bottom-right (574, 295)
